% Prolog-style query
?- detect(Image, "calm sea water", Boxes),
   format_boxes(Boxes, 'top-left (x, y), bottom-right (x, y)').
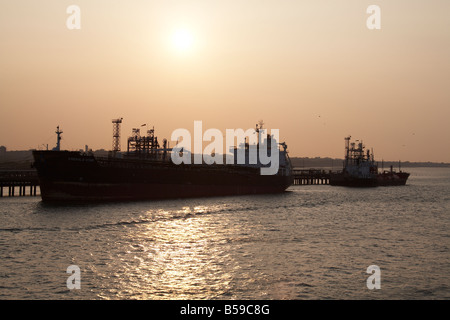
top-left (0, 168), bottom-right (449, 300)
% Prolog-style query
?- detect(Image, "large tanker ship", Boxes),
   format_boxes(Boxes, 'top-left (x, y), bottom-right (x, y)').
top-left (33, 122), bottom-right (293, 202)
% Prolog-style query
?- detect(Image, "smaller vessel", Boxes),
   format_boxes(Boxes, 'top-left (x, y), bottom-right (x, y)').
top-left (330, 136), bottom-right (409, 187)
top-left (377, 163), bottom-right (410, 186)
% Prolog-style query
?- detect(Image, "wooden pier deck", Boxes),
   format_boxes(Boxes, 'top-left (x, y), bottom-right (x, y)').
top-left (0, 170), bottom-right (39, 197)
top-left (292, 169), bottom-right (331, 185)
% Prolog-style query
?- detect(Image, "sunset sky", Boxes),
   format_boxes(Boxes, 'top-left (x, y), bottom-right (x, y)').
top-left (1, 0), bottom-right (449, 162)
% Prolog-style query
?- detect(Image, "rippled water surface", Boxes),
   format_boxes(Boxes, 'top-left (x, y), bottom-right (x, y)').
top-left (1, 168), bottom-right (449, 299)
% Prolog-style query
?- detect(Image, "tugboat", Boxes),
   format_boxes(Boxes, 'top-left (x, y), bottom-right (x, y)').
top-left (329, 136), bottom-right (409, 187)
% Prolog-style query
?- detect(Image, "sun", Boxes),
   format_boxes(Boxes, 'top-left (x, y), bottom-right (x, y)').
top-left (171, 28), bottom-right (194, 53)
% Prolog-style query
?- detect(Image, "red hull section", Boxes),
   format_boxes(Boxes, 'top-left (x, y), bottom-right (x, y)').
top-left (38, 181), bottom-right (289, 202)
top-left (33, 151), bottom-right (293, 202)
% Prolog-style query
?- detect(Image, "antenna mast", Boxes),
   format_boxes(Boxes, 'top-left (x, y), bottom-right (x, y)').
top-left (112, 118), bottom-right (123, 152)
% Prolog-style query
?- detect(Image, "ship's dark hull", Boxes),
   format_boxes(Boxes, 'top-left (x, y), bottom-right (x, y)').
top-left (377, 172), bottom-right (410, 186)
top-left (329, 172), bottom-right (378, 187)
top-left (33, 151), bottom-right (293, 202)
top-left (330, 171), bottom-right (409, 187)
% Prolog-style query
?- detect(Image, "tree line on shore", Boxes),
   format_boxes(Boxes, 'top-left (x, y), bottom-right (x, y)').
top-left (0, 150), bottom-right (449, 170)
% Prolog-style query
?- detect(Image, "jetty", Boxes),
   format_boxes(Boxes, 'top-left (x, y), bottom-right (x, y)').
top-left (0, 167), bottom-right (333, 198)
top-left (0, 170), bottom-right (39, 197)
top-left (292, 168), bottom-right (331, 185)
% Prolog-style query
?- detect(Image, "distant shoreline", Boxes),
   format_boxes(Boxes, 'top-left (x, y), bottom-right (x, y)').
top-left (289, 157), bottom-right (450, 169)
top-left (0, 150), bottom-right (449, 170)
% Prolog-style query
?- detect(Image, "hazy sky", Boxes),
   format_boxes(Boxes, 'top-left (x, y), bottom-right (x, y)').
top-left (1, 0), bottom-right (449, 162)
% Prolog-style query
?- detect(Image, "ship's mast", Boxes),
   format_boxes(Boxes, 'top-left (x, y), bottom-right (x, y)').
top-left (344, 136), bottom-right (351, 167)
top-left (53, 126), bottom-right (63, 151)
top-left (255, 120), bottom-right (264, 145)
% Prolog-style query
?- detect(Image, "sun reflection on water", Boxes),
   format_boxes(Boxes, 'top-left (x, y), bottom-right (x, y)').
top-left (100, 204), bottom-right (236, 299)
